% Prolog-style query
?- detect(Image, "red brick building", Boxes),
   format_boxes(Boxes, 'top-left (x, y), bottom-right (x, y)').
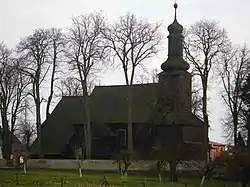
top-left (209, 141), bottom-right (226, 160)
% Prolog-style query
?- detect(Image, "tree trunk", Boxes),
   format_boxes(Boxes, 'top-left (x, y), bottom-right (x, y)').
top-left (23, 163), bottom-right (27, 174)
top-left (79, 167), bottom-right (83, 178)
top-left (120, 172), bottom-right (124, 181)
top-left (9, 113), bottom-right (17, 161)
top-left (83, 80), bottom-right (91, 159)
top-left (158, 173), bottom-right (162, 182)
top-left (46, 44), bottom-right (57, 119)
top-left (77, 158), bottom-right (83, 178)
top-left (124, 171), bottom-right (128, 181)
top-left (233, 114), bottom-right (238, 146)
top-left (36, 100), bottom-right (42, 158)
top-left (156, 160), bottom-right (164, 182)
top-left (46, 93), bottom-right (53, 119)
top-left (247, 112), bottom-right (250, 152)
top-left (202, 83), bottom-right (209, 166)
top-left (1, 112), bottom-right (10, 159)
top-left (169, 161), bottom-right (178, 182)
top-left (8, 133), bottom-right (13, 160)
top-left (127, 85), bottom-right (133, 153)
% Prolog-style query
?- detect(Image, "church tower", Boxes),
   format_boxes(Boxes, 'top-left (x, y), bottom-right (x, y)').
top-left (158, 2), bottom-right (191, 112)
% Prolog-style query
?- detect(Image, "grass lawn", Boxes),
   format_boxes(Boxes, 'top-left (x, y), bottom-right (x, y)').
top-left (0, 169), bottom-right (237, 187)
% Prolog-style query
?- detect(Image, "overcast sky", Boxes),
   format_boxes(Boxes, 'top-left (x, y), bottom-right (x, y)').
top-left (0, 0), bottom-right (249, 143)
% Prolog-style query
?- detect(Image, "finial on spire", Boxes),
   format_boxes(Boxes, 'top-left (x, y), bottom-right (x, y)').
top-left (174, 1), bottom-right (178, 21)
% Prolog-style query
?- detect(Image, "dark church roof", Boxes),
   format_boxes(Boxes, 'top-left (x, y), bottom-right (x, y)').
top-left (90, 83), bottom-right (159, 123)
top-left (30, 81), bottom-right (204, 154)
top-left (29, 96), bottom-right (115, 154)
top-left (30, 83), bottom-right (160, 154)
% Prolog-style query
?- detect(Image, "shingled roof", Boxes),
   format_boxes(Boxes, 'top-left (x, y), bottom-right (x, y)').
top-left (29, 96), bottom-right (114, 154)
top-left (90, 83), bottom-right (159, 123)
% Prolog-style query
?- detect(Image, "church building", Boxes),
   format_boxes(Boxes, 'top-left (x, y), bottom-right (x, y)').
top-left (30, 3), bottom-right (207, 161)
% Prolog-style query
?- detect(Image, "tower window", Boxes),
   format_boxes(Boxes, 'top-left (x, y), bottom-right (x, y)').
top-left (116, 129), bottom-right (126, 146)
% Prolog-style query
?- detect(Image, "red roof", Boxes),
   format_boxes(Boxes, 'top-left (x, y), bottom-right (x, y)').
top-left (209, 141), bottom-right (226, 146)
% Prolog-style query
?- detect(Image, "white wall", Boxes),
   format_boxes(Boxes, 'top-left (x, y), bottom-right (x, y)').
top-left (25, 160), bottom-right (203, 171)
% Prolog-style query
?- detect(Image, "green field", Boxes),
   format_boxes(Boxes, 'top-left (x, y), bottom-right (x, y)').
top-left (0, 169), bottom-right (237, 187)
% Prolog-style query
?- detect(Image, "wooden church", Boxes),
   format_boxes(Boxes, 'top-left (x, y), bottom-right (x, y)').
top-left (30, 3), bottom-right (207, 161)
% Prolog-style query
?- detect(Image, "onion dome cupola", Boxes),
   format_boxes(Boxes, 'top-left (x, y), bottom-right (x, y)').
top-left (161, 2), bottom-right (189, 72)
top-left (167, 3), bottom-right (183, 34)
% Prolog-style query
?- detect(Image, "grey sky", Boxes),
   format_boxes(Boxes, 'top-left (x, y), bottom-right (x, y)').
top-left (0, 0), bottom-right (249, 143)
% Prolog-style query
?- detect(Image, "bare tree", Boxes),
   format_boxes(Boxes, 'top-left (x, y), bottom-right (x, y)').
top-left (0, 42), bottom-right (14, 159)
top-left (219, 45), bottom-right (250, 145)
top-left (135, 68), bottom-right (159, 84)
top-left (240, 73), bottom-right (250, 150)
top-left (66, 12), bottom-right (109, 159)
top-left (68, 125), bottom-right (85, 177)
top-left (57, 77), bottom-right (83, 96)
top-left (9, 60), bottom-right (30, 156)
top-left (17, 99), bottom-right (36, 174)
top-left (75, 147), bottom-right (84, 178)
top-left (191, 76), bottom-right (203, 119)
top-left (0, 43), bottom-right (28, 159)
top-left (104, 13), bottom-right (163, 152)
top-left (18, 99), bottom-right (36, 150)
top-left (184, 19), bottom-right (229, 161)
top-left (17, 29), bottom-right (51, 158)
top-left (46, 28), bottom-right (65, 119)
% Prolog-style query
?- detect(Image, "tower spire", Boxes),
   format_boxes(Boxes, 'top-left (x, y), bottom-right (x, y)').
top-left (174, 1), bottom-right (177, 21)
top-left (160, 2), bottom-right (189, 72)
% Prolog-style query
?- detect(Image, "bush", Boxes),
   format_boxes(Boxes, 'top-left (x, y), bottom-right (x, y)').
top-left (214, 148), bottom-right (250, 181)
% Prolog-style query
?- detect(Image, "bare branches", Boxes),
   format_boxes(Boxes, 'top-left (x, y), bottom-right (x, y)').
top-left (46, 28), bottom-right (66, 119)
top-left (184, 20), bottom-right (229, 157)
top-left (103, 13), bottom-right (163, 85)
top-left (0, 42), bottom-right (29, 159)
top-left (0, 42), bottom-right (14, 112)
top-left (218, 45), bottom-right (250, 145)
top-left (103, 13), bottom-right (163, 153)
top-left (191, 77), bottom-right (203, 120)
top-left (135, 68), bottom-right (159, 84)
top-left (17, 28), bottom-right (52, 157)
top-left (66, 12), bottom-right (108, 94)
top-left (184, 19), bottom-right (229, 80)
top-left (65, 11), bottom-right (108, 159)
top-left (56, 77), bottom-right (83, 96)
top-left (0, 42), bottom-right (15, 159)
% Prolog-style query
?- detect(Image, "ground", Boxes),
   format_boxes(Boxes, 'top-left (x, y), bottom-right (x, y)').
top-left (0, 169), bottom-right (237, 187)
